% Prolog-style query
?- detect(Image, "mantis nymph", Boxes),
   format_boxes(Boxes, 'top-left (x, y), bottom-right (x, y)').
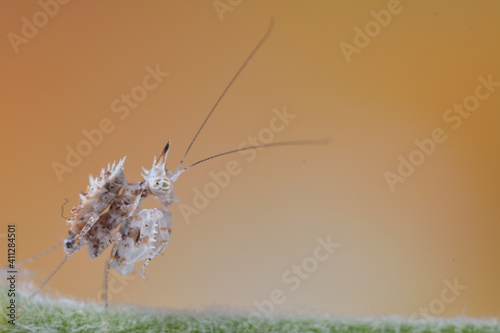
top-left (14, 18), bottom-right (328, 317)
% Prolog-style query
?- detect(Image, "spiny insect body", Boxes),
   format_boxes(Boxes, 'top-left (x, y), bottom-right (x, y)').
top-left (13, 18), bottom-right (327, 317)
top-left (64, 144), bottom-right (176, 280)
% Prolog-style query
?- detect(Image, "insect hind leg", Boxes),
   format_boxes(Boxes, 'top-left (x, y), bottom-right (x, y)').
top-left (104, 233), bottom-right (122, 311)
top-left (103, 232), bottom-right (121, 332)
top-left (1, 240), bottom-right (64, 274)
top-left (17, 250), bottom-right (72, 314)
top-left (1, 199), bottom-right (70, 272)
top-left (19, 213), bottom-right (101, 314)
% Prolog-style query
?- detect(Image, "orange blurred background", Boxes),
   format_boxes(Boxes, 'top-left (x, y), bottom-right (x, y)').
top-left (1, 0), bottom-right (499, 318)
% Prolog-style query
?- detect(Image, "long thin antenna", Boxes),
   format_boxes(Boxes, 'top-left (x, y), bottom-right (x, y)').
top-left (173, 138), bottom-right (330, 179)
top-left (175, 17), bottom-right (275, 173)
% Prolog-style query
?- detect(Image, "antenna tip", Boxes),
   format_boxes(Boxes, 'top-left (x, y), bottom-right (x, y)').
top-left (267, 17), bottom-right (275, 35)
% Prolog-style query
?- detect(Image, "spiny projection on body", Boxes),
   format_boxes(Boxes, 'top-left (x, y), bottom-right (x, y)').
top-left (13, 18), bottom-right (329, 317)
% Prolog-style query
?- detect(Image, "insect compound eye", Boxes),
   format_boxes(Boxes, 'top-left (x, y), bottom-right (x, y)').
top-left (150, 178), bottom-right (170, 191)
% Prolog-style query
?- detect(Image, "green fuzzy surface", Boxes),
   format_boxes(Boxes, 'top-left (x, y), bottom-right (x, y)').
top-left (1, 284), bottom-right (499, 333)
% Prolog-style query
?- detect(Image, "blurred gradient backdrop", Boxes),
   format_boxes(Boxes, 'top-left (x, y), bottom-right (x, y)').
top-left (1, 0), bottom-right (499, 318)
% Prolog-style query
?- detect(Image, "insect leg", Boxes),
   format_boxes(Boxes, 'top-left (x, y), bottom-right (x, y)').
top-left (1, 240), bottom-right (64, 272)
top-left (140, 208), bottom-right (172, 281)
top-left (103, 232), bottom-right (121, 333)
top-left (75, 214), bottom-right (100, 244)
top-left (140, 240), bottom-right (168, 281)
top-left (18, 250), bottom-right (73, 313)
top-left (104, 232), bottom-right (122, 313)
top-left (65, 213), bottom-right (101, 254)
top-left (127, 193), bottom-right (143, 218)
top-left (1, 199), bottom-right (70, 272)
top-left (20, 213), bottom-right (102, 313)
